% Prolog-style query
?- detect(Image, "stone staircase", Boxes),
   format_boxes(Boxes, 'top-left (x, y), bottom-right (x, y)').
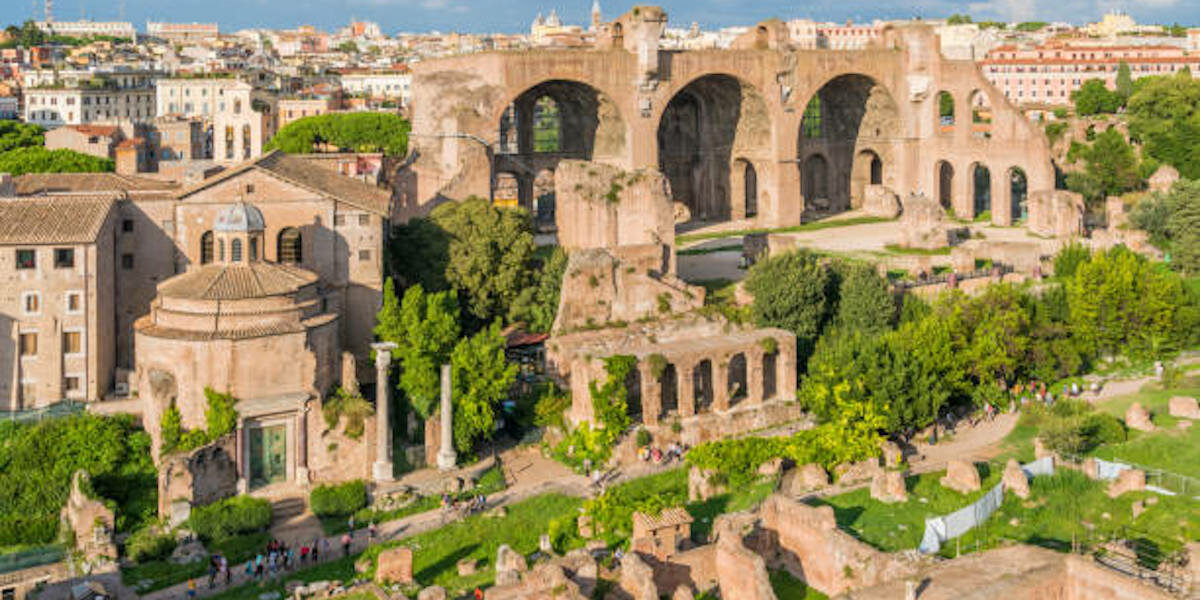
top-left (270, 497), bottom-right (307, 524)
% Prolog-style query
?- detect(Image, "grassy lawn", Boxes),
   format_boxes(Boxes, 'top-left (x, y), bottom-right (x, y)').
top-left (202, 555), bottom-right (360, 600)
top-left (321, 467), bottom-right (507, 535)
top-left (121, 532), bottom-right (272, 593)
top-left (882, 243), bottom-right (951, 256)
top-left (1087, 375), bottom-right (1200, 479)
top-left (770, 569), bottom-right (829, 600)
top-left (675, 216), bottom-right (891, 245)
top-left (947, 470), bottom-right (1199, 561)
top-left (805, 464), bottom-right (1002, 552)
top-left (678, 243), bottom-right (743, 256)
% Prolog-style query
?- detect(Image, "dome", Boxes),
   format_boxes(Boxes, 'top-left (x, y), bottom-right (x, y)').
top-left (214, 202), bottom-right (266, 233)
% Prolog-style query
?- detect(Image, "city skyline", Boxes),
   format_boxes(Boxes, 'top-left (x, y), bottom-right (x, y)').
top-left (15, 0), bottom-right (1199, 35)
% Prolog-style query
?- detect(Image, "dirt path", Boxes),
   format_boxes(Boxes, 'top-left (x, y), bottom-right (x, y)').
top-left (908, 412), bottom-right (1019, 474)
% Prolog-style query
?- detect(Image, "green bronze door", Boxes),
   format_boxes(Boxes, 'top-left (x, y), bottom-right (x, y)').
top-left (249, 424), bottom-right (287, 488)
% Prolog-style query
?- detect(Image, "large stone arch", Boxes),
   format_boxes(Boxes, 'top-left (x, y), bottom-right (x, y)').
top-left (796, 73), bottom-right (900, 218)
top-left (491, 79), bottom-right (628, 218)
top-left (656, 73), bottom-right (772, 222)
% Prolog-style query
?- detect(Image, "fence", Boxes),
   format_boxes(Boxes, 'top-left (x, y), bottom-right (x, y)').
top-left (0, 546), bottom-right (63, 576)
top-left (1064, 453), bottom-right (1199, 498)
top-left (918, 456), bottom-right (1054, 555)
top-left (0, 401), bottom-right (85, 424)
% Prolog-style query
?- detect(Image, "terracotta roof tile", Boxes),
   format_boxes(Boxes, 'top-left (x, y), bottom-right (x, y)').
top-left (632, 508), bottom-right (693, 531)
top-left (15, 172), bottom-right (179, 196)
top-left (0, 195), bottom-right (115, 244)
top-left (157, 261), bottom-right (319, 300)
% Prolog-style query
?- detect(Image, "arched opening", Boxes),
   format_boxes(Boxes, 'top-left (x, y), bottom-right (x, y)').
top-left (755, 25), bottom-right (769, 49)
top-left (1009, 167), bottom-right (1028, 223)
top-left (625, 366), bottom-right (642, 422)
top-left (200, 231), bottom-right (214, 265)
top-left (797, 74), bottom-right (900, 218)
top-left (973, 163), bottom-right (992, 217)
top-left (693, 360), bottom-right (713, 413)
top-left (658, 74), bottom-right (771, 222)
top-left (533, 169), bottom-right (556, 227)
top-left (493, 80), bottom-right (626, 223)
top-left (937, 91), bottom-right (955, 132)
top-left (278, 227), bottom-right (302, 263)
top-left (762, 352), bottom-right (777, 400)
top-left (231, 238), bottom-right (243, 262)
top-left (611, 22), bottom-right (624, 47)
top-left (734, 158), bottom-right (759, 219)
top-left (970, 90), bottom-right (993, 139)
top-left (937, 161), bottom-right (955, 211)
top-left (249, 237), bottom-right (258, 261)
top-left (802, 154), bottom-right (829, 209)
top-left (660, 364), bottom-right (678, 418)
top-left (728, 353), bottom-right (747, 407)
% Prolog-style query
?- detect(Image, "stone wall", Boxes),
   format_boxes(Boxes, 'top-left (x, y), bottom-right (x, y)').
top-left (714, 518), bottom-right (774, 600)
top-left (60, 471), bottom-right (117, 565)
top-left (1026, 190), bottom-right (1084, 238)
top-left (157, 435), bottom-right (238, 522)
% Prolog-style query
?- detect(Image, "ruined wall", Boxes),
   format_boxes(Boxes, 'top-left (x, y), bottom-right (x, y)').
top-left (715, 519), bottom-right (775, 600)
top-left (157, 435), bottom-right (238, 519)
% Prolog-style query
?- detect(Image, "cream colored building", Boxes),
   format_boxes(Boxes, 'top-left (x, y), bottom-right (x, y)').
top-left (156, 78), bottom-right (275, 163)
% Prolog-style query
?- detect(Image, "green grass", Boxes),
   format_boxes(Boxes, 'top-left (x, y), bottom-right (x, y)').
top-left (1087, 375), bottom-right (1200, 479)
top-left (883, 243), bottom-right (952, 256)
top-left (202, 555), bottom-right (360, 600)
top-left (678, 244), bottom-right (743, 256)
top-left (121, 532), bottom-right (271, 593)
top-left (805, 464), bottom-right (1002, 552)
top-left (361, 493), bottom-right (585, 594)
top-left (675, 216), bottom-right (891, 245)
top-left (321, 466), bottom-right (508, 535)
top-left (770, 569), bottom-right (829, 600)
top-left (947, 470), bottom-right (1199, 560)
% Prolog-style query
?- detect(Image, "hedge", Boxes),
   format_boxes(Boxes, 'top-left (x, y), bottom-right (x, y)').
top-left (310, 480), bottom-right (368, 517)
top-left (187, 496), bottom-right (271, 541)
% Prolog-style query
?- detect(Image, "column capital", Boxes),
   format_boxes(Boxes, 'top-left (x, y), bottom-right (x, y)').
top-left (372, 341), bottom-right (398, 370)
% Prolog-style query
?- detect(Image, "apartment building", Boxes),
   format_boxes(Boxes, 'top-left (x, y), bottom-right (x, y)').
top-left (336, 68), bottom-right (411, 106)
top-left (155, 78), bottom-right (273, 163)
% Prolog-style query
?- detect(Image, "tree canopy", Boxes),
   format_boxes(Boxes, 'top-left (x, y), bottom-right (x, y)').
top-left (1065, 128), bottom-right (1144, 205)
top-left (1127, 72), bottom-right (1200, 179)
top-left (1071, 79), bottom-right (1123, 116)
top-left (0, 147), bottom-right (113, 175)
top-left (0, 121), bottom-right (44, 153)
top-left (265, 112), bottom-right (410, 155)
top-left (449, 320), bottom-right (518, 453)
top-left (374, 280), bottom-right (461, 419)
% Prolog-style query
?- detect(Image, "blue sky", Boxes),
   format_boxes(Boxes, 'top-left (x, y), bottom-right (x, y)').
top-left (15, 0), bottom-right (1198, 34)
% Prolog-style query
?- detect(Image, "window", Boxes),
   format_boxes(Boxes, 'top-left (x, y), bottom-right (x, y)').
top-left (250, 238), bottom-right (259, 261)
top-left (121, 254), bottom-right (134, 270)
top-left (358, 214), bottom-right (370, 226)
top-left (231, 239), bottom-right (243, 262)
top-left (245, 184), bottom-right (255, 194)
top-left (51, 247), bottom-right (76, 269)
top-left (65, 292), bottom-right (81, 313)
top-left (19, 333), bottom-right (37, 357)
top-left (333, 215), bottom-right (346, 227)
top-left (22, 292), bottom-right (39, 315)
top-left (358, 249), bottom-right (371, 261)
top-left (62, 331), bottom-right (81, 355)
top-left (64, 376), bottom-right (81, 393)
top-left (15, 249), bottom-right (35, 269)
top-left (201, 231), bottom-right (214, 264)
top-left (122, 219), bottom-right (134, 232)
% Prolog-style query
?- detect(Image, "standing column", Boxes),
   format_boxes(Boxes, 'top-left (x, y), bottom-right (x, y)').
top-left (747, 349), bottom-right (765, 405)
top-left (678, 360), bottom-right (696, 418)
top-left (713, 355), bottom-right (730, 412)
top-left (296, 403), bottom-right (309, 486)
top-left (639, 362), bottom-right (661, 427)
top-left (778, 339), bottom-right (798, 398)
top-left (235, 419), bottom-right (248, 494)
top-left (372, 342), bottom-right (398, 482)
top-left (436, 363), bottom-right (457, 470)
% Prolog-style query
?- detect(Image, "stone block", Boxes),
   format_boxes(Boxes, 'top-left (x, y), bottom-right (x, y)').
top-left (456, 559), bottom-right (477, 577)
top-left (618, 553), bottom-right (658, 600)
top-left (783, 463), bottom-right (829, 495)
top-left (1131, 500), bottom-right (1145, 519)
top-left (376, 547), bottom-right (413, 585)
top-left (835, 459), bottom-right (882, 485)
top-left (1002, 459), bottom-right (1030, 499)
top-left (577, 515), bottom-right (594, 539)
top-left (495, 544), bottom-right (527, 574)
top-left (940, 460), bottom-right (981, 494)
top-left (870, 470), bottom-right (907, 503)
top-left (862, 185), bottom-right (901, 219)
top-left (1027, 190), bottom-right (1084, 238)
top-left (1107, 469), bottom-right (1145, 498)
top-left (1168, 396), bottom-right (1200, 420)
top-left (416, 587), bottom-right (446, 600)
top-left (757, 457), bottom-right (784, 477)
top-left (539, 534), bottom-right (553, 554)
top-left (1125, 403), bottom-right (1155, 432)
top-left (880, 441), bottom-right (903, 468)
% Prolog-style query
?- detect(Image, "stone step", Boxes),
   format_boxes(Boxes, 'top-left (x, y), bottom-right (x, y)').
top-left (271, 497), bottom-right (307, 523)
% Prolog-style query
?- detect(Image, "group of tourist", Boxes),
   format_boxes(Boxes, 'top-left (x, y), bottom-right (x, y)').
top-left (636, 441), bottom-right (686, 464)
top-left (440, 492), bottom-right (487, 516)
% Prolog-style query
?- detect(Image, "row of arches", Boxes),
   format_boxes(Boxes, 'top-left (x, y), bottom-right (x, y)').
top-left (621, 351), bottom-right (780, 423)
top-left (934, 90), bottom-right (994, 139)
top-left (934, 161), bottom-right (1028, 221)
top-left (200, 228), bottom-right (303, 265)
top-left (491, 72), bottom-right (899, 223)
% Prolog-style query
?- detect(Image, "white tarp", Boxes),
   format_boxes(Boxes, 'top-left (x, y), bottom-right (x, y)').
top-left (918, 457), bottom-right (1054, 554)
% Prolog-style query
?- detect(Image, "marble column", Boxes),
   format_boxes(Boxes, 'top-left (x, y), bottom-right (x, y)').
top-left (296, 403), bottom-right (310, 486)
top-left (436, 363), bottom-right (457, 470)
top-left (372, 342), bottom-right (398, 482)
top-left (639, 362), bottom-right (661, 427)
top-left (678, 360), bottom-right (696, 418)
top-left (235, 419), bottom-right (248, 494)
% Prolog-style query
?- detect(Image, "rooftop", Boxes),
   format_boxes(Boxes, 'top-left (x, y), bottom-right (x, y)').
top-left (157, 261), bottom-right (318, 300)
top-left (0, 194), bottom-right (115, 245)
top-left (15, 172), bottom-right (179, 196)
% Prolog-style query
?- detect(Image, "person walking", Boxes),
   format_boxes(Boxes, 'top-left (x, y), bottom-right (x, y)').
top-left (186, 578), bottom-right (197, 600)
top-left (341, 532), bottom-right (352, 557)
top-left (368, 521), bottom-right (377, 542)
top-left (311, 538), bottom-right (321, 563)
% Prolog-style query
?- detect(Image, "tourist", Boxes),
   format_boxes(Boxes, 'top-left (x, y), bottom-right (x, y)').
top-left (368, 521), bottom-right (377, 541)
top-left (220, 555), bottom-right (230, 585)
top-left (245, 559), bottom-right (254, 579)
top-left (474, 587), bottom-right (484, 600)
top-left (341, 532), bottom-right (352, 557)
top-left (255, 553), bottom-right (264, 579)
top-left (208, 557), bottom-right (217, 588)
top-left (348, 515), bottom-right (355, 532)
top-left (187, 578), bottom-right (197, 600)
top-left (322, 538), bottom-right (331, 559)
top-left (300, 545), bottom-right (309, 564)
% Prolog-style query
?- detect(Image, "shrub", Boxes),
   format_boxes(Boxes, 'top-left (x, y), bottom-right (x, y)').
top-left (1082, 413), bottom-right (1127, 447)
top-left (533, 384), bottom-right (571, 430)
top-left (203, 388), bottom-right (238, 439)
top-left (635, 429), bottom-right (652, 448)
top-left (1053, 242), bottom-right (1091, 279)
top-left (187, 496), bottom-right (271, 541)
top-left (125, 526), bottom-right (177, 562)
top-left (322, 387), bottom-right (374, 439)
top-left (160, 401), bottom-right (183, 453)
top-left (309, 480), bottom-right (368, 517)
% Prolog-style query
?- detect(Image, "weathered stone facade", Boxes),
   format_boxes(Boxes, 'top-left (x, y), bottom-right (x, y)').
top-left (60, 471), bottom-right (117, 566)
top-left (157, 436), bottom-right (238, 523)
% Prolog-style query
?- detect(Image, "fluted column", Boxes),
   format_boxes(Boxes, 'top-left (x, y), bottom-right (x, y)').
top-left (372, 342), bottom-right (397, 482)
top-left (436, 363), bottom-right (457, 470)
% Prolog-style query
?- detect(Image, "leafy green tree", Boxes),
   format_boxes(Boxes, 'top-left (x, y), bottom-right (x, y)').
top-left (203, 388), bottom-right (238, 439)
top-left (430, 197), bottom-right (537, 325)
top-left (508, 246), bottom-right (567, 332)
top-left (265, 112), bottom-right (409, 155)
top-left (832, 262), bottom-right (895, 335)
top-left (744, 249), bottom-right (836, 360)
top-left (1066, 128), bottom-right (1143, 205)
top-left (946, 14), bottom-right (973, 25)
top-left (1072, 80), bottom-right (1123, 116)
top-left (1115, 61), bottom-right (1134, 103)
top-left (1015, 21), bottom-right (1048, 32)
top-left (1126, 73), bottom-right (1200, 178)
top-left (939, 285), bottom-right (1031, 386)
top-left (0, 121), bottom-right (44, 152)
top-left (389, 215), bottom-right (450, 291)
top-left (374, 281), bottom-right (461, 418)
top-left (1163, 180), bottom-right (1200, 273)
top-left (336, 41), bottom-right (359, 53)
top-left (450, 320), bottom-right (518, 453)
top-left (0, 147), bottom-right (113, 175)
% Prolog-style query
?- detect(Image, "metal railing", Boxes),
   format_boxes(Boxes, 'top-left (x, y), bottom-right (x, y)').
top-left (0, 546), bottom-right (64, 576)
top-left (0, 400), bottom-right (86, 423)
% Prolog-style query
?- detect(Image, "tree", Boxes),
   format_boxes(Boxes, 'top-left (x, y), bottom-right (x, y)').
top-left (1015, 21), bottom-right (1049, 32)
top-left (336, 41), bottom-right (359, 53)
top-left (1132, 179), bottom-right (1200, 274)
top-left (265, 112), bottom-right (410, 155)
top-left (1115, 61), bottom-right (1134, 104)
top-left (450, 320), bottom-right (518, 453)
top-left (1065, 128), bottom-right (1143, 205)
top-left (0, 147), bottom-right (113, 175)
top-left (946, 14), bottom-right (973, 25)
top-left (939, 285), bottom-right (1031, 386)
top-left (832, 262), bottom-right (895, 335)
top-left (1072, 80), bottom-right (1122, 116)
top-left (0, 121), bottom-right (43, 152)
top-left (508, 246), bottom-right (567, 332)
top-left (744, 249), bottom-right (836, 361)
top-left (1127, 73), bottom-right (1200, 179)
top-left (430, 197), bottom-right (537, 326)
top-left (374, 281), bottom-right (461, 418)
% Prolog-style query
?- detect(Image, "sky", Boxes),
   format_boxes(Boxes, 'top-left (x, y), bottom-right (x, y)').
top-left (14, 0), bottom-right (1199, 34)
